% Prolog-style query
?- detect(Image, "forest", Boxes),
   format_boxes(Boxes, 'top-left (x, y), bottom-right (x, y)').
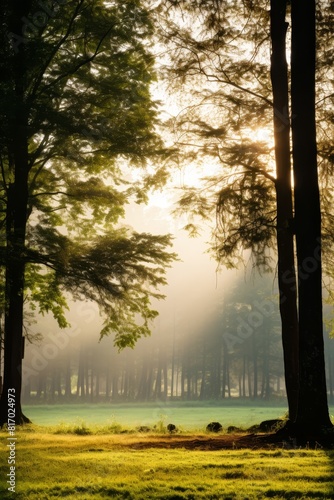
top-left (20, 313), bottom-right (334, 405)
top-left (19, 273), bottom-right (334, 405)
top-left (0, 0), bottom-right (334, 447)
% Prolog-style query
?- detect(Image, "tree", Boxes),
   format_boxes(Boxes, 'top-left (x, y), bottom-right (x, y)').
top-left (270, 0), bottom-right (299, 421)
top-left (290, 0), bottom-right (332, 435)
top-left (157, 0), bottom-right (298, 411)
top-left (0, 0), bottom-right (175, 425)
top-left (157, 0), bottom-right (334, 437)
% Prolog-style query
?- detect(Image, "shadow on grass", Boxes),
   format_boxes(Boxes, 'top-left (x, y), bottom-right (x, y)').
top-left (325, 449), bottom-right (334, 498)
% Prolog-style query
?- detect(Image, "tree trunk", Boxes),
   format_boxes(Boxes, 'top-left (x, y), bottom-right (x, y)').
top-left (76, 344), bottom-right (86, 398)
top-left (105, 364), bottom-right (111, 401)
top-left (95, 367), bottom-right (100, 401)
top-left (162, 355), bottom-right (168, 401)
top-left (242, 355), bottom-right (246, 398)
top-left (64, 356), bottom-right (72, 400)
top-left (0, 1), bottom-right (32, 425)
top-left (213, 342), bottom-right (221, 399)
top-left (261, 324), bottom-right (271, 399)
top-left (170, 324), bottom-right (176, 398)
top-left (247, 356), bottom-right (252, 398)
top-left (270, 0), bottom-right (299, 421)
top-left (222, 346), bottom-right (228, 398)
top-left (252, 331), bottom-right (258, 399)
top-left (325, 332), bottom-right (333, 404)
top-left (291, 0), bottom-right (332, 434)
top-left (112, 373), bottom-right (119, 401)
top-left (155, 364), bottom-right (162, 400)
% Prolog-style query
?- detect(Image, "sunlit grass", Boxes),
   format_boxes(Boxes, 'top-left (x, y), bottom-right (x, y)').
top-left (1, 425), bottom-right (334, 499)
top-left (21, 401), bottom-right (293, 429)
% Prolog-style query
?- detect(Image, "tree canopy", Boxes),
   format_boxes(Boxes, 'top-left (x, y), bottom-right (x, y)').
top-left (0, 0), bottom-right (175, 342)
top-left (0, 0), bottom-right (176, 424)
top-left (156, 0), bottom-right (334, 270)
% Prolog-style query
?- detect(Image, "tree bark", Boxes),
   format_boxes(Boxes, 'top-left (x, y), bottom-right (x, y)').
top-left (270, 0), bottom-right (299, 421)
top-left (291, 0), bottom-right (332, 433)
top-left (0, 1), bottom-right (32, 425)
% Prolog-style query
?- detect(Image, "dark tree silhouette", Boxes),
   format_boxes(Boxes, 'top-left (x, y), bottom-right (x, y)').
top-left (270, 0), bottom-right (299, 421)
top-left (290, 0), bottom-right (332, 436)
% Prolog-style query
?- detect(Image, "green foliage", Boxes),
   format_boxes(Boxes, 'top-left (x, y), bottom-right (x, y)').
top-left (0, 0), bottom-right (176, 348)
top-left (59, 231), bottom-right (177, 347)
top-left (157, 1), bottom-right (277, 270)
top-left (215, 171), bottom-right (277, 270)
top-left (25, 265), bottom-right (70, 328)
top-left (158, 0), bottom-right (334, 274)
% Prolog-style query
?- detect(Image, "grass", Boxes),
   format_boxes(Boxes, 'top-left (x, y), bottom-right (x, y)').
top-left (1, 424), bottom-right (334, 499)
top-left (21, 402), bottom-right (292, 429)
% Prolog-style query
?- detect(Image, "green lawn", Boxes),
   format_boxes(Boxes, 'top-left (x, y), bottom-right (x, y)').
top-left (1, 427), bottom-right (334, 499)
top-left (22, 402), bottom-right (291, 429)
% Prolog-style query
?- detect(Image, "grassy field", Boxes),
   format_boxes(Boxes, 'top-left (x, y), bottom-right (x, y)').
top-left (1, 425), bottom-right (334, 499)
top-left (22, 402), bottom-right (292, 429)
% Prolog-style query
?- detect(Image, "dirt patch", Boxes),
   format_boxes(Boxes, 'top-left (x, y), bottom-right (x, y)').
top-left (129, 433), bottom-right (285, 451)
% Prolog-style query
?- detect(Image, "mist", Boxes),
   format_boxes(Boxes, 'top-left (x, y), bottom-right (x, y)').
top-left (19, 177), bottom-right (334, 408)
top-left (18, 177), bottom-right (334, 431)
top-left (21, 186), bottom-right (279, 404)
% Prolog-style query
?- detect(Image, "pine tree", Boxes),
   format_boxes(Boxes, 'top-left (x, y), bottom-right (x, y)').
top-left (157, 0), bottom-right (334, 439)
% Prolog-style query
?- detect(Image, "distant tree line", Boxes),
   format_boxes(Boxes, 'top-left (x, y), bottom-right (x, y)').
top-left (20, 316), bottom-right (334, 405)
top-left (20, 276), bottom-right (334, 404)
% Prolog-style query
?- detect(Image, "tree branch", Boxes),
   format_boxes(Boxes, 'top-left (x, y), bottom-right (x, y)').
top-left (28, 0), bottom-right (86, 101)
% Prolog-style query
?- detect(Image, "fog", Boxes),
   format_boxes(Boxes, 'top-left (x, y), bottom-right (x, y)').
top-left (21, 179), bottom-right (304, 405)
top-left (22, 185), bottom-right (242, 395)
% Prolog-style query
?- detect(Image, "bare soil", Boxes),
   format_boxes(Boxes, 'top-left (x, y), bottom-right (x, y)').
top-left (128, 429), bottom-right (334, 450)
top-left (129, 433), bottom-right (285, 451)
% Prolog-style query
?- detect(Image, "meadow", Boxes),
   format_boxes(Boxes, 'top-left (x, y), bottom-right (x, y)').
top-left (21, 401), bottom-right (291, 429)
top-left (1, 426), bottom-right (334, 499)
top-left (1, 404), bottom-right (334, 499)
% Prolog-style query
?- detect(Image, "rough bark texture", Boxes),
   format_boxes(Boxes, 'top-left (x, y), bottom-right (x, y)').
top-left (270, 0), bottom-right (299, 421)
top-left (0, 0), bottom-right (32, 426)
top-left (291, 0), bottom-right (332, 434)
